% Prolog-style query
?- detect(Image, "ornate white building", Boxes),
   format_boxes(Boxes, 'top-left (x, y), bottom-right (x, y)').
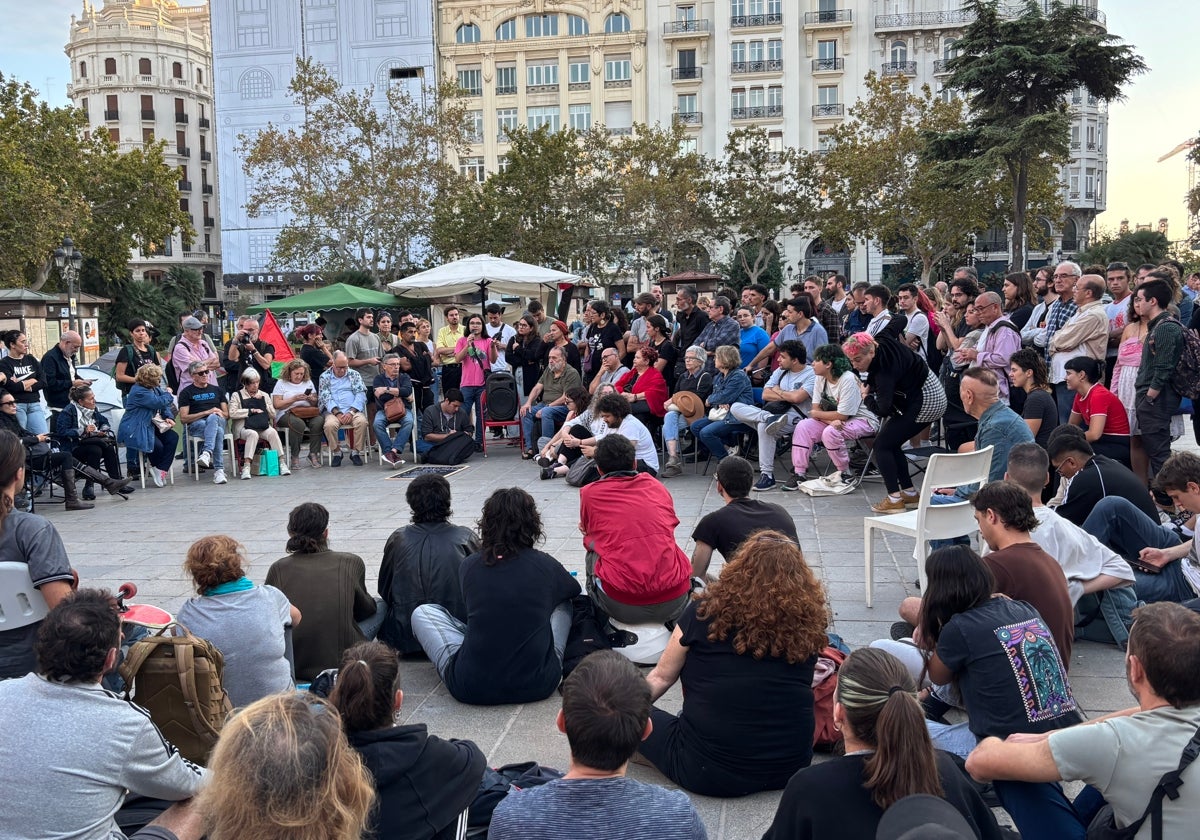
top-left (65, 0), bottom-right (223, 303)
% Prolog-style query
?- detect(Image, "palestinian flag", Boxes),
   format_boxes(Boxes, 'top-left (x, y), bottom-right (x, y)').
top-left (258, 310), bottom-right (296, 379)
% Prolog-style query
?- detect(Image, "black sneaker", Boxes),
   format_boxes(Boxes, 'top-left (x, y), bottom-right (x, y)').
top-left (780, 475), bottom-right (801, 492)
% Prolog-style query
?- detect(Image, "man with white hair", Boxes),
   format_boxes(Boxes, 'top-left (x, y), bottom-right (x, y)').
top-left (319, 351), bottom-right (368, 467)
top-left (1049, 272), bottom-right (1108, 424)
top-left (41, 330), bottom-right (90, 411)
top-left (954, 292), bottom-right (1021, 403)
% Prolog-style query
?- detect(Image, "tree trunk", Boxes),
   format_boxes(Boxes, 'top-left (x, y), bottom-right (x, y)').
top-left (920, 255), bottom-right (934, 286)
top-left (1012, 156), bottom-right (1029, 271)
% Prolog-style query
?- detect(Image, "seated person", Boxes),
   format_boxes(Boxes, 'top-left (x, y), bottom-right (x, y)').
top-left (177, 360), bottom-right (229, 484)
top-left (372, 354), bottom-right (415, 466)
top-left (0, 589), bottom-right (206, 840)
top-left (117, 363), bottom-right (178, 488)
top-left (588, 348), bottom-right (629, 394)
top-left (580, 435), bottom-right (692, 624)
top-left (330, 642), bottom-right (486, 840)
top-left (642, 531), bottom-right (828, 797)
top-left (490, 651), bottom-right (706, 840)
top-left (417, 388), bottom-right (476, 466)
top-left (535, 386), bottom-right (603, 479)
top-left (320, 351), bottom-right (369, 466)
top-left (56, 384), bottom-right (135, 498)
top-left (613, 347), bottom-right (668, 435)
top-left (581, 393), bottom-right (659, 476)
top-left (265, 502), bottom-right (383, 682)
top-left (728, 339), bottom-right (815, 491)
top-left (229, 368), bottom-right (290, 479)
top-left (1078, 450), bottom-right (1200, 604)
top-left (1064, 355), bottom-right (1131, 468)
top-left (412, 488), bottom-right (580, 705)
top-left (690, 456), bottom-right (797, 579)
top-left (660, 346), bottom-right (713, 477)
top-left (687, 345), bottom-right (755, 466)
top-left (1047, 424), bottom-right (1158, 527)
top-left (762, 648), bottom-right (1002, 840)
top-left (520, 346), bottom-right (583, 456)
top-left (966, 602), bottom-right (1200, 840)
top-left (271, 358), bottom-right (324, 469)
top-left (176, 535), bottom-right (299, 707)
top-left (378, 474), bottom-right (480, 655)
top-left (789, 342), bottom-right (879, 487)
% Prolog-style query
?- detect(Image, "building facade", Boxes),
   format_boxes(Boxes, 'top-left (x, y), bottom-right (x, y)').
top-left (209, 0), bottom-right (436, 305)
top-left (66, 0), bottom-right (223, 303)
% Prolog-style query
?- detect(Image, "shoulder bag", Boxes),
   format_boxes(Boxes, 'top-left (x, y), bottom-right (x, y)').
top-left (1087, 723), bottom-right (1200, 840)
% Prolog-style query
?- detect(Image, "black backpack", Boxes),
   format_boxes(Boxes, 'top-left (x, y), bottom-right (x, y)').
top-left (467, 761), bottom-right (564, 837)
top-left (484, 372), bottom-right (519, 420)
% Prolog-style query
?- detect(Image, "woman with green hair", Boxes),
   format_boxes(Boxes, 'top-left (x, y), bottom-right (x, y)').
top-left (791, 343), bottom-right (880, 485)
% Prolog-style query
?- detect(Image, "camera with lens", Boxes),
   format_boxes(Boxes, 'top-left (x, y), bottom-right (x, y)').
top-left (145, 323), bottom-right (161, 340)
top-left (238, 333), bottom-right (253, 347)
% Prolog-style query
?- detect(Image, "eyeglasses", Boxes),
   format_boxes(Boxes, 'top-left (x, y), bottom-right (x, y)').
top-left (0, 400), bottom-right (15, 406)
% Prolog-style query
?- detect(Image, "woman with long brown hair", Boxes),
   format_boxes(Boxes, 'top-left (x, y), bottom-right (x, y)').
top-left (1002, 271), bottom-right (1036, 329)
top-left (641, 530), bottom-right (829, 797)
top-left (762, 648), bottom-right (1003, 839)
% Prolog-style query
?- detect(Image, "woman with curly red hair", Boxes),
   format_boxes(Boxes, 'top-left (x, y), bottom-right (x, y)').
top-left (641, 530), bottom-right (830, 797)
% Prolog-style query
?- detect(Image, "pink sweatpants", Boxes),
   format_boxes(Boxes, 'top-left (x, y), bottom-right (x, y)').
top-left (791, 417), bottom-right (877, 474)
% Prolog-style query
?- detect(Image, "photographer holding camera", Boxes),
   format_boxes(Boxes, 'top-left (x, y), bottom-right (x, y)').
top-left (223, 315), bottom-right (275, 394)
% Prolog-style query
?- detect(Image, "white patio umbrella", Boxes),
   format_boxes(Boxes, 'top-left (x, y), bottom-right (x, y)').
top-left (387, 254), bottom-right (582, 303)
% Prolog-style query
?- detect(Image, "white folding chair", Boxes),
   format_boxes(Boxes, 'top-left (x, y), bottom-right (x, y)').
top-left (0, 561), bottom-right (49, 632)
top-left (184, 424), bottom-right (236, 481)
top-left (863, 445), bottom-right (994, 607)
top-left (138, 452), bottom-right (175, 489)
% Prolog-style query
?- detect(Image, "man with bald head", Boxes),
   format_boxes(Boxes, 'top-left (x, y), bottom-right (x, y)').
top-left (954, 291), bottom-right (1021, 403)
top-left (1049, 273), bottom-right (1109, 423)
top-left (320, 351), bottom-right (369, 466)
top-left (41, 330), bottom-right (91, 412)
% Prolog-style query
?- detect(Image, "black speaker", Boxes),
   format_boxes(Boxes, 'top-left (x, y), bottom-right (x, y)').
top-left (485, 372), bottom-right (519, 420)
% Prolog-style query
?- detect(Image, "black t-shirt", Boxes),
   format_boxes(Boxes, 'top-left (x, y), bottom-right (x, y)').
top-left (300, 344), bottom-right (331, 392)
top-left (117, 345), bottom-right (161, 396)
top-left (672, 601), bottom-right (816, 782)
top-left (936, 597), bottom-right (1083, 740)
top-left (1056, 454), bottom-right (1157, 527)
top-left (691, 498), bottom-right (797, 561)
top-left (1021, 388), bottom-right (1059, 448)
top-left (444, 547), bottom-right (580, 705)
top-left (762, 750), bottom-right (1003, 840)
top-left (652, 338), bottom-right (679, 393)
top-left (178, 383), bottom-right (226, 420)
top-left (584, 322), bottom-right (622, 379)
top-left (0, 356), bottom-right (42, 404)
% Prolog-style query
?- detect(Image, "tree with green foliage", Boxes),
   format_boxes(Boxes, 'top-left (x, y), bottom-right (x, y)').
top-left (241, 59), bottom-right (470, 284)
top-left (1078, 229), bottom-right (1170, 269)
top-left (926, 0), bottom-right (1145, 269)
top-left (327, 269), bottom-right (377, 289)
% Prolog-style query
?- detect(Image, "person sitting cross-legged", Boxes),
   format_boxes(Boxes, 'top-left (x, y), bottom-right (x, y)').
top-left (489, 651), bottom-right (707, 840)
top-left (177, 359), bottom-right (229, 484)
top-left (320, 350), bottom-right (369, 467)
top-left (416, 388), bottom-right (476, 466)
top-left (580, 434), bottom-right (692, 624)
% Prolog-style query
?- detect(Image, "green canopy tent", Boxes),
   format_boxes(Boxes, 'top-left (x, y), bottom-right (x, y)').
top-left (245, 283), bottom-right (421, 314)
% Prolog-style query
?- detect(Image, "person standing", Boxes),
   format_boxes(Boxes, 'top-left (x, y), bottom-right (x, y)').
top-left (672, 286), bottom-right (709, 380)
top-left (435, 306), bottom-right (465, 393)
top-left (957, 292), bottom-right (1021, 404)
top-left (1134, 274), bottom-right (1186, 489)
top-left (1043, 262), bottom-right (1082, 421)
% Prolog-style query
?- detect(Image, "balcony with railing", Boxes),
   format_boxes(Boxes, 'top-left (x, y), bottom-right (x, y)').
top-left (203, 216), bottom-right (215, 228)
top-left (875, 9), bottom-right (973, 29)
top-left (495, 84), bottom-right (518, 95)
top-left (609, 127), bottom-right (634, 136)
top-left (178, 180), bottom-right (192, 192)
top-left (731, 104), bottom-right (783, 121)
top-left (804, 9), bottom-right (852, 26)
top-left (663, 19), bottom-right (711, 37)
top-left (881, 62), bottom-right (918, 77)
top-left (198, 117), bottom-right (210, 129)
top-left (527, 84), bottom-right (559, 94)
top-left (732, 13), bottom-right (783, 28)
top-left (605, 78), bottom-right (632, 89)
top-left (672, 67), bottom-right (703, 80)
top-left (731, 59), bottom-right (783, 75)
top-left (202, 184), bottom-right (213, 195)
top-left (175, 112), bottom-right (188, 124)
top-left (140, 108), bottom-right (155, 120)
top-left (674, 111), bottom-right (703, 125)
top-left (812, 57), bottom-right (844, 72)
top-left (933, 59), bottom-right (953, 74)
top-left (812, 103), bottom-right (844, 117)
top-left (104, 109), bottom-right (119, 120)
top-left (176, 146), bottom-right (190, 156)
top-left (200, 150), bottom-right (212, 162)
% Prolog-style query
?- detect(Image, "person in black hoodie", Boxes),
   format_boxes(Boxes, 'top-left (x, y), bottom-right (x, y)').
top-left (330, 641), bottom-right (485, 840)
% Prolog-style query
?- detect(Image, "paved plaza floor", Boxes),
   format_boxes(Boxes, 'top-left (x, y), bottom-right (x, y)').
top-left (45, 438), bottom-right (1148, 839)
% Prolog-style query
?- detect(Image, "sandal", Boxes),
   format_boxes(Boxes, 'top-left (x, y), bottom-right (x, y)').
top-left (522, 449), bottom-right (536, 460)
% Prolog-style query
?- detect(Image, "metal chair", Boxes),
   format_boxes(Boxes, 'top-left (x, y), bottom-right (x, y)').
top-left (863, 445), bottom-right (994, 606)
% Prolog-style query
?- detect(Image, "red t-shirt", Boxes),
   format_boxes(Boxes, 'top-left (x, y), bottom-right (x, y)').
top-left (1072, 384), bottom-right (1130, 436)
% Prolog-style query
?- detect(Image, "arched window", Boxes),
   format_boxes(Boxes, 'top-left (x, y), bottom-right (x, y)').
top-left (172, 61), bottom-right (183, 79)
top-left (138, 57), bottom-right (152, 75)
top-left (456, 23), bottom-right (480, 43)
top-left (943, 38), bottom-right (958, 60)
top-left (78, 61), bottom-right (87, 78)
top-left (496, 18), bottom-right (516, 40)
top-left (567, 14), bottom-right (589, 35)
top-left (238, 68), bottom-right (273, 100)
top-left (1062, 219), bottom-right (1079, 252)
top-left (605, 13), bottom-right (631, 33)
top-left (104, 57), bottom-right (116, 75)
top-left (890, 40), bottom-right (907, 64)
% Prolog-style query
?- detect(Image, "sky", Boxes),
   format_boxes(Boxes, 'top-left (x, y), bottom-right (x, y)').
top-left (1, 0), bottom-right (1197, 244)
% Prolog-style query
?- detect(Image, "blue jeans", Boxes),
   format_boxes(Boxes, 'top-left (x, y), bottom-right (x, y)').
top-left (357, 597), bottom-right (387, 641)
top-left (186, 417), bottom-right (225, 469)
top-left (690, 417), bottom-right (750, 462)
top-left (1054, 382), bottom-right (1075, 426)
top-left (1082, 496), bottom-right (1194, 603)
top-left (16, 403), bottom-right (46, 436)
top-left (993, 780), bottom-right (1087, 840)
top-left (663, 409), bottom-right (684, 444)
top-left (522, 403), bottom-right (568, 450)
top-left (460, 384), bottom-right (485, 446)
top-left (372, 408), bottom-right (414, 455)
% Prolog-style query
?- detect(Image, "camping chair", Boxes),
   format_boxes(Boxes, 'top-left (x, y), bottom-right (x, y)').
top-left (23, 440), bottom-right (70, 512)
top-left (862, 445), bottom-right (994, 607)
top-left (481, 392), bottom-right (524, 456)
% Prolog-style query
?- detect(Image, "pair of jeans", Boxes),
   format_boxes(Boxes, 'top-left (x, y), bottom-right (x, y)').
top-left (15, 403), bottom-right (46, 436)
top-left (410, 601), bottom-right (572, 682)
top-left (1054, 382), bottom-right (1075, 426)
top-left (372, 407), bottom-right (414, 455)
top-left (521, 403), bottom-right (568, 450)
top-left (460, 384), bottom-right (485, 445)
top-left (356, 597), bottom-right (387, 641)
top-left (690, 417), bottom-right (749, 463)
top-left (1135, 387), bottom-right (1182, 480)
top-left (662, 409), bottom-right (685, 444)
top-left (186, 417), bottom-right (224, 469)
top-left (1082, 496), bottom-right (1194, 603)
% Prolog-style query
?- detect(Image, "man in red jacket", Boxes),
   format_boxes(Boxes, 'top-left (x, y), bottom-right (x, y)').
top-left (579, 435), bottom-right (692, 624)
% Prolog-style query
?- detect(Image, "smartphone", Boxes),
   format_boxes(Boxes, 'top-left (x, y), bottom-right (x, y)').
top-left (305, 388), bottom-right (313, 394)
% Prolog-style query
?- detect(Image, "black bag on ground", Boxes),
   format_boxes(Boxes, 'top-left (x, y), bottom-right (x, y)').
top-left (467, 761), bottom-right (564, 837)
top-left (484, 372), bottom-right (519, 421)
top-left (562, 594), bottom-right (614, 679)
top-left (426, 432), bottom-right (476, 466)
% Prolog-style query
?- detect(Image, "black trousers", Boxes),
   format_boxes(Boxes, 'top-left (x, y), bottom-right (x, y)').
top-left (71, 437), bottom-right (124, 480)
top-left (876, 408), bottom-right (930, 495)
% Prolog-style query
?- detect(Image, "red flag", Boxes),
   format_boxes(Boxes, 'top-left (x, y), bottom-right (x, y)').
top-left (258, 310), bottom-right (294, 379)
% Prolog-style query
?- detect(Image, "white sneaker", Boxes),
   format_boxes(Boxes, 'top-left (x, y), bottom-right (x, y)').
top-left (212, 469), bottom-right (227, 485)
top-left (153, 469), bottom-right (166, 488)
top-left (279, 461), bottom-right (291, 476)
top-left (196, 450), bottom-right (212, 469)
top-left (240, 464), bottom-right (251, 480)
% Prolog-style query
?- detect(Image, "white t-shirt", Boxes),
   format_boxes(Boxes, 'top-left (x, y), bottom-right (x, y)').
top-left (271, 378), bottom-right (317, 423)
top-left (904, 310), bottom-right (930, 359)
top-left (485, 322), bottom-right (517, 372)
top-left (616, 415), bottom-right (659, 471)
top-left (814, 370), bottom-right (879, 427)
top-left (765, 365), bottom-right (817, 416)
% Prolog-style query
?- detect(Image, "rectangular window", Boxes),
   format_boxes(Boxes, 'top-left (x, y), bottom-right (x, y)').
top-left (731, 42), bottom-right (746, 63)
top-left (497, 108), bottom-right (519, 138)
top-left (767, 86), bottom-right (783, 107)
top-left (459, 156), bottom-right (486, 182)
top-left (569, 104), bottom-right (591, 131)
top-left (527, 106), bottom-right (560, 132)
top-left (731, 0), bottom-right (746, 16)
top-left (818, 131), bottom-right (834, 152)
top-left (768, 39), bottom-right (782, 61)
top-left (731, 88), bottom-right (747, 109)
top-left (749, 41), bottom-right (764, 62)
top-left (237, 26), bottom-right (269, 47)
top-left (142, 128), bottom-right (155, 145)
top-left (498, 155), bottom-right (510, 174)
top-left (80, 98), bottom-right (88, 120)
top-left (677, 5), bottom-right (697, 22)
top-left (749, 0), bottom-right (765, 13)
top-left (604, 58), bottom-right (632, 81)
top-left (236, 0), bottom-right (266, 11)
top-left (605, 101), bottom-right (633, 133)
top-left (569, 60), bottom-right (590, 84)
top-left (108, 127), bottom-right (120, 143)
top-left (768, 131), bottom-right (784, 152)
top-left (496, 65), bottom-right (517, 93)
top-left (457, 68), bottom-right (482, 95)
top-left (567, 15), bottom-right (588, 36)
top-left (818, 40), bottom-right (837, 60)
top-left (526, 14), bottom-right (558, 37)
top-left (818, 85), bottom-right (839, 105)
top-left (1069, 173), bottom-right (1080, 193)
top-left (375, 16), bottom-right (410, 38)
top-left (677, 94), bottom-right (698, 113)
top-left (680, 137), bottom-right (698, 154)
top-left (305, 20), bottom-right (337, 42)
top-left (467, 110), bottom-right (483, 140)
top-left (527, 62), bottom-right (559, 87)
top-left (748, 87), bottom-right (765, 107)
top-left (247, 234), bottom-right (272, 270)
top-left (768, 0), bottom-right (782, 13)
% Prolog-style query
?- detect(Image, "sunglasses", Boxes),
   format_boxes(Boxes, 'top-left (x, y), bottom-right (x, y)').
top-left (0, 400), bottom-right (15, 406)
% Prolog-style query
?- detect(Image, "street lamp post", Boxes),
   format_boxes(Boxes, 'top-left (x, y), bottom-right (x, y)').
top-left (617, 240), bottom-right (662, 297)
top-left (53, 237), bottom-right (84, 334)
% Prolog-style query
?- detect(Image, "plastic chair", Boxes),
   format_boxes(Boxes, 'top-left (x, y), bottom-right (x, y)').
top-left (183, 424), bottom-right (235, 481)
top-left (138, 452), bottom-right (175, 489)
top-left (0, 561), bottom-right (49, 632)
top-left (862, 445), bottom-right (994, 607)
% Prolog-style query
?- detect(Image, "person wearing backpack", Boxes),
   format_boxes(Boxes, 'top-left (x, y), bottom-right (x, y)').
top-left (0, 589), bottom-right (206, 839)
top-left (1134, 276), bottom-right (1189, 491)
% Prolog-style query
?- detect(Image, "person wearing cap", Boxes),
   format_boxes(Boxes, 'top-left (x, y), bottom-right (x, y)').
top-left (171, 315), bottom-right (221, 395)
top-left (178, 359), bottom-right (230, 484)
top-left (229, 368), bottom-right (290, 479)
top-left (659, 346), bottom-right (714, 478)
